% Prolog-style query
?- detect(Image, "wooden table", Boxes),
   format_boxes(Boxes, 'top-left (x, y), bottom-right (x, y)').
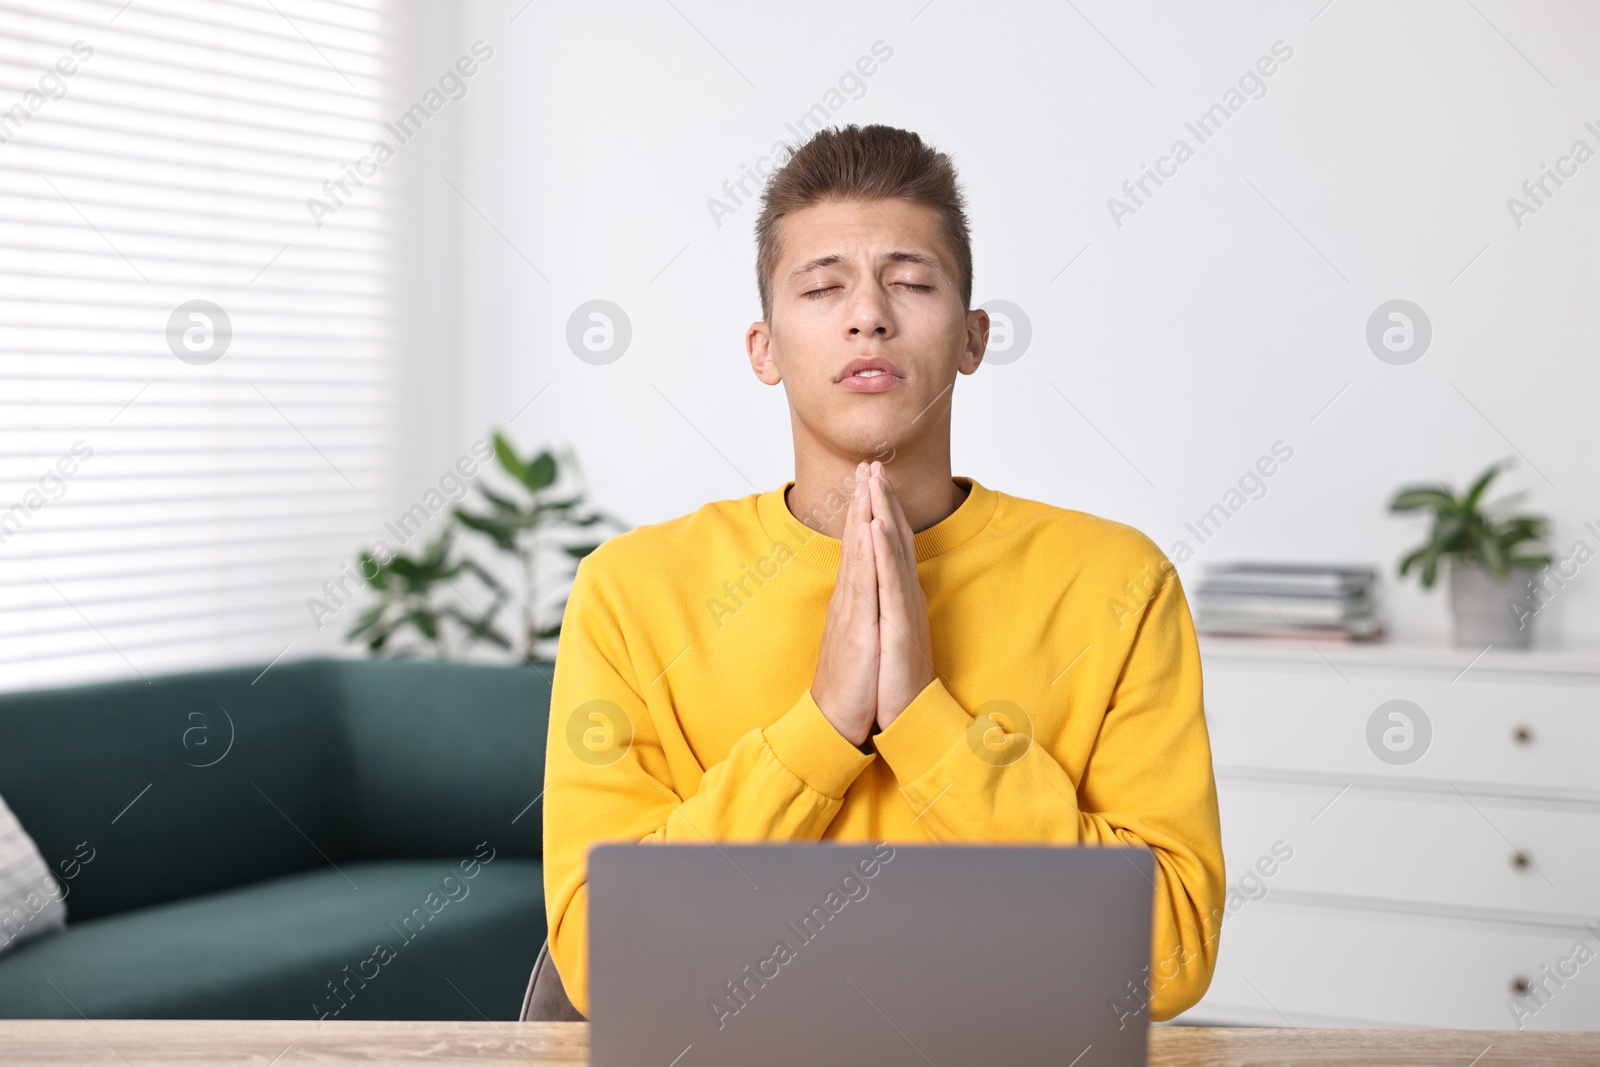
top-left (0, 1020), bottom-right (1596, 1065)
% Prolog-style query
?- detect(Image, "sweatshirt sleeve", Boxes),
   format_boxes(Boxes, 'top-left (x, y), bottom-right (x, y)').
top-left (870, 556), bottom-right (1226, 1021)
top-left (541, 555), bottom-right (876, 1018)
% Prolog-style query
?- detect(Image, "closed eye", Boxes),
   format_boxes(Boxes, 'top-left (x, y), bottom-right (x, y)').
top-left (803, 282), bottom-right (930, 299)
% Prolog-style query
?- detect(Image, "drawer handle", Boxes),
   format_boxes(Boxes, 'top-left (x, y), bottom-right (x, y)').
top-left (1511, 976), bottom-right (1532, 996)
top-left (1511, 850), bottom-right (1531, 870)
top-left (1513, 725), bottom-right (1533, 744)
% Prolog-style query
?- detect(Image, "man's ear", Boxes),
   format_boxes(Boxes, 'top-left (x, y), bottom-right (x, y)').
top-left (959, 307), bottom-right (988, 375)
top-left (747, 320), bottom-right (783, 385)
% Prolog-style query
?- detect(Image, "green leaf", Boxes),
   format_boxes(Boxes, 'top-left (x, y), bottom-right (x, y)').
top-left (526, 451), bottom-right (558, 492)
top-left (437, 562), bottom-right (505, 605)
top-left (422, 529), bottom-right (452, 568)
top-left (493, 431), bottom-right (532, 485)
top-left (358, 554), bottom-right (391, 589)
top-left (405, 609), bottom-right (439, 640)
top-left (1480, 536), bottom-right (1505, 576)
top-left (454, 509), bottom-right (519, 552)
top-left (494, 435), bottom-right (559, 493)
top-left (501, 512), bottom-right (554, 530)
top-left (346, 603), bottom-right (387, 638)
top-left (1462, 459), bottom-right (1509, 513)
top-left (531, 496), bottom-right (585, 519)
top-left (442, 607), bottom-right (514, 650)
top-left (472, 621), bottom-right (515, 650)
top-left (1497, 515), bottom-right (1543, 536)
top-left (476, 485), bottom-right (523, 514)
top-left (1484, 490), bottom-right (1529, 515)
top-left (1388, 487), bottom-right (1456, 514)
top-left (455, 558), bottom-right (504, 590)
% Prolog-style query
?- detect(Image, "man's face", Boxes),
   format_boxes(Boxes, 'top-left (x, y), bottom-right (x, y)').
top-left (747, 198), bottom-right (987, 460)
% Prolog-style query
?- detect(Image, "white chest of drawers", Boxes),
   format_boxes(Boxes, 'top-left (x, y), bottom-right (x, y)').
top-left (1185, 635), bottom-right (1600, 1030)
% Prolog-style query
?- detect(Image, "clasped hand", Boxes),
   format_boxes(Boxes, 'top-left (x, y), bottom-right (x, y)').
top-left (811, 460), bottom-right (937, 747)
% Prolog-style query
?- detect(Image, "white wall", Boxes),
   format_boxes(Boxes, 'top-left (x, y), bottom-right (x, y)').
top-left (396, 0), bottom-right (1600, 647)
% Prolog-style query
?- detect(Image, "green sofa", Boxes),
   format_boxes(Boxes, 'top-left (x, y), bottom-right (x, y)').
top-left (0, 656), bottom-right (553, 1020)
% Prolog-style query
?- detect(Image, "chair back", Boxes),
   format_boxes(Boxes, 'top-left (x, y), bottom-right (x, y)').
top-left (521, 938), bottom-right (585, 1021)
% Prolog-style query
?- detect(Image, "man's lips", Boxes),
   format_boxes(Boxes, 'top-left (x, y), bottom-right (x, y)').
top-left (837, 370), bottom-right (903, 393)
top-left (836, 356), bottom-right (904, 392)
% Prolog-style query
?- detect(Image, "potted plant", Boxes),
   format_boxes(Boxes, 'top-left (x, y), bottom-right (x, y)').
top-left (346, 526), bottom-right (511, 659)
top-left (1388, 458), bottom-right (1553, 648)
top-left (452, 431), bottom-right (629, 663)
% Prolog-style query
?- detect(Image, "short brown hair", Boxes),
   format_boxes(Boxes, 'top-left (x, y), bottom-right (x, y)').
top-left (754, 124), bottom-right (973, 321)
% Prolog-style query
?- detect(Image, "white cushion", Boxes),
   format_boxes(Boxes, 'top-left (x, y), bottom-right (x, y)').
top-left (0, 793), bottom-right (67, 956)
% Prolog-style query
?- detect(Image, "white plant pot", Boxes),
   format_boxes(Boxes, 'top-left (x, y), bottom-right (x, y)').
top-left (1446, 558), bottom-right (1539, 649)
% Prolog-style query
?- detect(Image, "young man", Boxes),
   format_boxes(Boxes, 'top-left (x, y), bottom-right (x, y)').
top-left (542, 124), bottom-right (1225, 1022)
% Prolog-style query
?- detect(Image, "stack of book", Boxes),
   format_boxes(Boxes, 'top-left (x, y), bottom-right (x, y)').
top-left (1193, 563), bottom-right (1385, 642)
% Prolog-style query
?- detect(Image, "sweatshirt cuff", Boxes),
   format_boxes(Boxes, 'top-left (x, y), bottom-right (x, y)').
top-left (873, 677), bottom-right (973, 787)
top-left (762, 689), bottom-right (875, 799)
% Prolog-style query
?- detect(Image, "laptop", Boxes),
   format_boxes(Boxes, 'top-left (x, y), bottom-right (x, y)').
top-left (588, 842), bottom-right (1156, 1067)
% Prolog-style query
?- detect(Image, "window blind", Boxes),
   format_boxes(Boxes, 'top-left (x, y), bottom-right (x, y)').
top-left (0, 0), bottom-right (396, 692)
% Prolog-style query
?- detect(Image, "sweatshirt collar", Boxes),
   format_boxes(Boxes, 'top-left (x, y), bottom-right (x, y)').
top-left (756, 475), bottom-right (998, 571)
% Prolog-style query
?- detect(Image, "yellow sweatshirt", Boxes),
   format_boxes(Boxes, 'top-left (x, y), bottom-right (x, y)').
top-left (542, 475), bottom-right (1225, 1020)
